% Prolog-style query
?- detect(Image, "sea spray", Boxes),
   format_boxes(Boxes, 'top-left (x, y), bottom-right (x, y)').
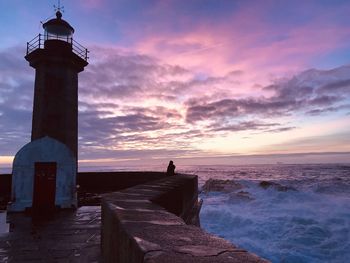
top-left (197, 164), bottom-right (350, 263)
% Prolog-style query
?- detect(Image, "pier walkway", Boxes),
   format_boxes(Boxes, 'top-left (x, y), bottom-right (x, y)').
top-left (0, 206), bottom-right (101, 262)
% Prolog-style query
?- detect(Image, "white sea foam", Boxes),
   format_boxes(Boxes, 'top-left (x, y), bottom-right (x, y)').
top-left (197, 164), bottom-right (350, 263)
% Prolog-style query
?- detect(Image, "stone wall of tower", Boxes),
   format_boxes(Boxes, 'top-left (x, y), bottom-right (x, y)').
top-left (26, 40), bottom-right (88, 158)
top-left (31, 60), bottom-right (78, 157)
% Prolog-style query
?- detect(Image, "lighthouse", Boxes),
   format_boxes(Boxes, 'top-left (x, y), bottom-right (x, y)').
top-left (8, 7), bottom-right (88, 212)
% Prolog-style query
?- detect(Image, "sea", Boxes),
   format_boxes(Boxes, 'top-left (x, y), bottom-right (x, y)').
top-left (1, 163), bottom-right (349, 262)
top-left (184, 163), bottom-right (350, 263)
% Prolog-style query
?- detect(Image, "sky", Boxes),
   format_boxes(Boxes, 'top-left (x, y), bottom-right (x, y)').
top-left (0, 0), bottom-right (350, 168)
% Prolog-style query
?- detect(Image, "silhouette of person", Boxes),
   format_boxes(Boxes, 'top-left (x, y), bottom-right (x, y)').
top-left (167, 160), bottom-right (176, 176)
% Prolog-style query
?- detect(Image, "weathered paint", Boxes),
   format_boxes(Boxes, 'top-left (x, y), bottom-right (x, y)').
top-left (8, 136), bottom-right (77, 212)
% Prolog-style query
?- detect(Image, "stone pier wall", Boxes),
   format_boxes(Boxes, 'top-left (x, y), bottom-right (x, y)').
top-left (0, 172), bottom-right (168, 208)
top-left (101, 175), bottom-right (269, 263)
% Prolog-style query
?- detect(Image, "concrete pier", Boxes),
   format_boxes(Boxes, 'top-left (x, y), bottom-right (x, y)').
top-left (0, 172), bottom-right (270, 262)
top-left (101, 175), bottom-right (269, 263)
top-left (0, 206), bottom-right (101, 262)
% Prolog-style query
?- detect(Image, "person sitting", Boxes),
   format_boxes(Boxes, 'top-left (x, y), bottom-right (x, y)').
top-left (167, 160), bottom-right (176, 176)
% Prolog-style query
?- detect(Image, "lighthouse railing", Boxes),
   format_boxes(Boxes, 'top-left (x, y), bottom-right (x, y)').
top-left (27, 34), bottom-right (44, 55)
top-left (72, 39), bottom-right (89, 61)
top-left (26, 34), bottom-right (89, 61)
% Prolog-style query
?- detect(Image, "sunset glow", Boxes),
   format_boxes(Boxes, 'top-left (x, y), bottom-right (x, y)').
top-left (0, 0), bottom-right (350, 167)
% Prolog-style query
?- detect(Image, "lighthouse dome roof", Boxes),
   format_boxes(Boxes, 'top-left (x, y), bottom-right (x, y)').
top-left (43, 11), bottom-right (74, 36)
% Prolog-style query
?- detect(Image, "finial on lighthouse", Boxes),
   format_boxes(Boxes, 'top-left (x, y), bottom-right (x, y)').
top-left (56, 11), bottom-right (62, 19)
top-left (54, 0), bottom-right (64, 18)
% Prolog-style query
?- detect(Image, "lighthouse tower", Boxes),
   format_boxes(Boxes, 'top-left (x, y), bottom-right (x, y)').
top-left (28, 10), bottom-right (88, 157)
top-left (8, 7), bottom-right (88, 212)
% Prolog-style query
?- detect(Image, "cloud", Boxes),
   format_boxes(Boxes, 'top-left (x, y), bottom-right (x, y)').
top-left (132, 1), bottom-right (350, 82)
top-left (186, 98), bottom-right (297, 124)
top-left (319, 79), bottom-right (350, 93)
top-left (79, 110), bottom-right (169, 141)
top-left (186, 65), bottom-right (350, 125)
top-left (0, 47), bottom-right (33, 155)
top-left (208, 120), bottom-right (295, 133)
top-left (1, 44), bottom-right (349, 163)
top-left (261, 132), bottom-right (350, 154)
top-left (80, 46), bottom-right (190, 102)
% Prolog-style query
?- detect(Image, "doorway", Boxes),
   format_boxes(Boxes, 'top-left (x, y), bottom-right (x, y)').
top-left (32, 162), bottom-right (57, 211)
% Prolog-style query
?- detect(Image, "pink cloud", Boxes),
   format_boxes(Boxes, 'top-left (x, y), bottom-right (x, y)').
top-left (128, 2), bottom-right (350, 93)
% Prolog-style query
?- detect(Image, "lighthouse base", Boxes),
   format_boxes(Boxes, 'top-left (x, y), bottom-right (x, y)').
top-left (8, 137), bottom-right (77, 213)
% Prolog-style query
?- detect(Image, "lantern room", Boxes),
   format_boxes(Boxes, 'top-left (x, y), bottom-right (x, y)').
top-left (43, 11), bottom-right (74, 40)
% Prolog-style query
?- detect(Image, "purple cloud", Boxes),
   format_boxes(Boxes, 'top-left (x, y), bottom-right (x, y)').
top-left (186, 65), bottom-right (350, 125)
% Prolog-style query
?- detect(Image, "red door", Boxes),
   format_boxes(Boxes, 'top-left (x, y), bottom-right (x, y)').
top-left (33, 162), bottom-right (57, 211)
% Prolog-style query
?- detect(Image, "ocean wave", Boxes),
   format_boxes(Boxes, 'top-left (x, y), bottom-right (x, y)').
top-left (199, 169), bottom-right (350, 263)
